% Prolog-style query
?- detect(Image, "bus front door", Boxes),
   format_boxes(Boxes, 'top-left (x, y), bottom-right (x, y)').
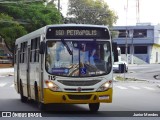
top-left (27, 47), bottom-right (31, 98)
top-left (17, 50), bottom-right (20, 93)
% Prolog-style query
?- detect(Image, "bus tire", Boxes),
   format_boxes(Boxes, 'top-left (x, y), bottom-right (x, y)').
top-left (38, 102), bottom-right (46, 111)
top-left (34, 84), bottom-right (46, 111)
top-left (89, 103), bottom-right (100, 112)
top-left (20, 81), bottom-right (27, 103)
top-left (34, 83), bottom-right (38, 103)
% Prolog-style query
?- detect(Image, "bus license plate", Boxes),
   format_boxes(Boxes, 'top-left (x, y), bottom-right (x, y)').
top-left (99, 96), bottom-right (109, 100)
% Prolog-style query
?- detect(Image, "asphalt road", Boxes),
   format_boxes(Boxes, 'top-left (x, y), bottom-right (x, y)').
top-left (114, 64), bottom-right (160, 82)
top-left (0, 76), bottom-right (160, 118)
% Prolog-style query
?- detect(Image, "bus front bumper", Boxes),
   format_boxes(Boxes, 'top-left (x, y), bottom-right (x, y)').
top-left (43, 88), bottom-right (112, 104)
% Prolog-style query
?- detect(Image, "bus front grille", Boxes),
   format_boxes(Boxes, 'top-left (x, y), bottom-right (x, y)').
top-left (58, 80), bottom-right (101, 86)
top-left (67, 95), bottom-right (92, 100)
top-left (64, 88), bottom-right (94, 92)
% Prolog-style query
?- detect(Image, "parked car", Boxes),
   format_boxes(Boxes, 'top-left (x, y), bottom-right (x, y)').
top-left (113, 61), bottom-right (128, 73)
top-left (4, 53), bottom-right (13, 59)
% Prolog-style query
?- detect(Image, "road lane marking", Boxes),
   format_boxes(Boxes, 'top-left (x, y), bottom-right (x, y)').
top-left (115, 86), bottom-right (128, 89)
top-left (10, 84), bottom-right (14, 87)
top-left (143, 87), bottom-right (155, 90)
top-left (0, 76), bottom-right (5, 78)
top-left (128, 86), bottom-right (141, 90)
top-left (0, 83), bottom-right (7, 87)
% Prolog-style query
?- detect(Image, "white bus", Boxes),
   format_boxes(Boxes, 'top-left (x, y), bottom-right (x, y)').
top-left (14, 24), bottom-right (118, 112)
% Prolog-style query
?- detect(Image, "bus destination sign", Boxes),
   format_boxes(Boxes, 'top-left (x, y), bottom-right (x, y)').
top-left (55, 30), bottom-right (97, 36)
top-left (46, 27), bottom-right (110, 39)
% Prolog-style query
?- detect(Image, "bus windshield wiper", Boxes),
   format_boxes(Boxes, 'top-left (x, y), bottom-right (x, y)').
top-left (61, 39), bottom-right (73, 55)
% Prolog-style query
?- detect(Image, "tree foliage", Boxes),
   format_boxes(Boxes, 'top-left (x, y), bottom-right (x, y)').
top-left (0, 2), bottom-right (62, 32)
top-left (67, 0), bottom-right (118, 26)
top-left (0, 1), bottom-right (62, 52)
top-left (0, 13), bottom-right (27, 51)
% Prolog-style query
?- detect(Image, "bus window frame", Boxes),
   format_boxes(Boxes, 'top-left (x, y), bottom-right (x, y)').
top-left (44, 39), bottom-right (112, 78)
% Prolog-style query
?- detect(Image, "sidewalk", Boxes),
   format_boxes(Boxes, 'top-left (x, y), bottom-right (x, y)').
top-left (0, 68), bottom-right (14, 76)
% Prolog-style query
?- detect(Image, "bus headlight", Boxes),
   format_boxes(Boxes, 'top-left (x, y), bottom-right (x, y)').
top-left (97, 80), bottom-right (112, 92)
top-left (45, 80), bottom-right (62, 92)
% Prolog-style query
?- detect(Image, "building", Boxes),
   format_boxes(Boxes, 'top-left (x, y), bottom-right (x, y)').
top-left (112, 23), bottom-right (160, 64)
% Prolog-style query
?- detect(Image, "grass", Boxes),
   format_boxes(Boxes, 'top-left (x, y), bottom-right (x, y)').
top-left (115, 75), bottom-right (141, 81)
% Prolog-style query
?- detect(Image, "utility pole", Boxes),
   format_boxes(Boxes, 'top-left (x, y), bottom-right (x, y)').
top-left (130, 29), bottom-right (134, 64)
top-left (125, 0), bottom-right (128, 64)
top-left (58, 0), bottom-right (60, 11)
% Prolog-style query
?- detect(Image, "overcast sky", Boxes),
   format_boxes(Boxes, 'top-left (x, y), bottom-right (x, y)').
top-left (60, 0), bottom-right (160, 26)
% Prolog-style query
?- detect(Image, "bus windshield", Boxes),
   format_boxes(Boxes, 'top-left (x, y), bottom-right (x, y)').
top-left (45, 40), bottom-right (111, 77)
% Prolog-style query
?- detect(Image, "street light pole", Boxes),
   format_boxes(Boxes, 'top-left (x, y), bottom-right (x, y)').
top-left (130, 29), bottom-right (134, 64)
top-left (125, 0), bottom-right (128, 64)
top-left (125, 29), bottom-right (128, 64)
top-left (58, 0), bottom-right (60, 11)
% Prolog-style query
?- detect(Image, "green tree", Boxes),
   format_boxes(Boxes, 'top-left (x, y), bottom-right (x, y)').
top-left (0, 1), bottom-right (62, 52)
top-left (67, 0), bottom-right (118, 26)
top-left (0, 13), bottom-right (27, 51)
top-left (0, 2), bottom-right (62, 32)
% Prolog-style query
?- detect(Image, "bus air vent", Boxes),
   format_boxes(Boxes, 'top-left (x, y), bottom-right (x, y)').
top-left (67, 95), bottom-right (92, 100)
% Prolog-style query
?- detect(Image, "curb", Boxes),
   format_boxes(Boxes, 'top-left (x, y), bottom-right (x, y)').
top-left (114, 75), bottom-right (160, 83)
top-left (154, 75), bottom-right (160, 80)
top-left (113, 77), bottom-right (119, 82)
top-left (0, 68), bottom-right (14, 77)
top-left (0, 73), bottom-right (14, 77)
top-left (0, 68), bottom-right (14, 72)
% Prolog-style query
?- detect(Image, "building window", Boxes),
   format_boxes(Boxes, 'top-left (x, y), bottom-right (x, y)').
top-left (133, 29), bottom-right (147, 38)
top-left (134, 46), bottom-right (148, 54)
top-left (119, 46), bottom-right (130, 54)
top-left (118, 30), bottom-right (129, 38)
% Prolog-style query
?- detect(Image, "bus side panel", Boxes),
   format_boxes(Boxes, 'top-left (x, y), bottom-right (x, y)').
top-left (29, 63), bottom-right (40, 100)
top-left (14, 64), bottom-right (18, 92)
top-left (19, 63), bottom-right (28, 97)
top-left (14, 49), bottom-right (19, 93)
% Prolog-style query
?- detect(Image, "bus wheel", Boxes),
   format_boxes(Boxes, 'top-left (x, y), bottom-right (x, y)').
top-left (89, 103), bottom-right (100, 112)
top-left (20, 81), bottom-right (27, 103)
top-left (35, 85), bottom-right (46, 111)
top-left (38, 102), bottom-right (46, 111)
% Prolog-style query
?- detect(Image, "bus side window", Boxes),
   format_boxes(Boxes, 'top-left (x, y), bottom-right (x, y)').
top-left (30, 39), bottom-right (34, 62)
top-left (36, 37), bottom-right (40, 62)
top-left (14, 45), bottom-right (18, 64)
top-left (20, 42), bottom-right (27, 63)
top-left (20, 43), bottom-right (22, 63)
top-left (30, 37), bottom-right (40, 63)
top-left (24, 42), bottom-right (27, 63)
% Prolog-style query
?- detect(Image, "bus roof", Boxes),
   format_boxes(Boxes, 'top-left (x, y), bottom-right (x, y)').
top-left (46, 24), bottom-right (109, 29)
top-left (15, 24), bottom-right (110, 44)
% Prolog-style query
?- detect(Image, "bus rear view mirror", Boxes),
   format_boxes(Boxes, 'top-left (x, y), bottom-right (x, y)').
top-left (39, 41), bottom-right (46, 54)
top-left (112, 42), bottom-right (118, 62)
